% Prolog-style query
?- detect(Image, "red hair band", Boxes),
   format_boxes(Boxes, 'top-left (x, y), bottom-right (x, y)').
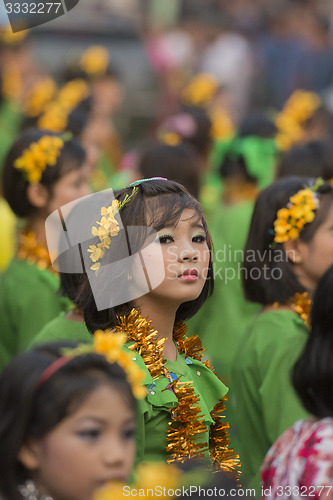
top-left (37, 356), bottom-right (72, 389)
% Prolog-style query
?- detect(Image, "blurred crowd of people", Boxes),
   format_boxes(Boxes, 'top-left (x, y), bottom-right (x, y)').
top-left (1, 0), bottom-right (333, 498)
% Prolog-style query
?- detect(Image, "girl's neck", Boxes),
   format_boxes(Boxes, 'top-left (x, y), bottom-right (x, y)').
top-left (26, 216), bottom-right (47, 248)
top-left (134, 299), bottom-right (178, 361)
top-left (66, 308), bottom-right (84, 322)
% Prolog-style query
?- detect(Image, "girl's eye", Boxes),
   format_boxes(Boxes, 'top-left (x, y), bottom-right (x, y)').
top-left (158, 234), bottom-right (174, 244)
top-left (193, 234), bottom-right (206, 243)
top-left (122, 426), bottom-right (136, 440)
top-left (77, 428), bottom-right (101, 440)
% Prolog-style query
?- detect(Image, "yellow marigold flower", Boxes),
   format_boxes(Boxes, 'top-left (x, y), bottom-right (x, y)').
top-left (273, 186), bottom-right (320, 243)
top-left (94, 330), bottom-right (127, 355)
top-left (210, 108), bottom-right (235, 140)
top-left (0, 25), bottom-right (27, 45)
top-left (24, 78), bottom-right (57, 117)
top-left (275, 90), bottom-right (321, 150)
top-left (87, 245), bottom-right (104, 263)
top-left (136, 462), bottom-right (181, 492)
top-left (101, 200), bottom-right (119, 216)
top-left (275, 233), bottom-right (289, 243)
top-left (80, 46), bottom-right (109, 76)
top-left (288, 227), bottom-right (300, 240)
top-left (182, 73), bottom-right (219, 106)
top-left (160, 132), bottom-right (181, 146)
top-left (90, 262), bottom-right (101, 271)
top-left (303, 210), bottom-right (315, 223)
top-left (14, 135), bottom-right (64, 184)
top-left (58, 79), bottom-right (89, 109)
top-left (274, 222), bottom-right (291, 235)
top-left (288, 205), bottom-right (305, 219)
top-left (276, 208), bottom-right (290, 220)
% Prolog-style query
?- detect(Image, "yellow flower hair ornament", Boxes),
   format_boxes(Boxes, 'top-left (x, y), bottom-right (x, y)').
top-left (62, 330), bottom-right (147, 399)
top-left (88, 187), bottom-right (138, 272)
top-left (23, 78), bottom-right (58, 118)
top-left (182, 73), bottom-right (219, 107)
top-left (273, 178), bottom-right (324, 243)
top-left (14, 135), bottom-right (65, 184)
top-left (275, 90), bottom-right (321, 151)
top-left (80, 46), bottom-right (110, 77)
top-left (37, 79), bottom-right (90, 132)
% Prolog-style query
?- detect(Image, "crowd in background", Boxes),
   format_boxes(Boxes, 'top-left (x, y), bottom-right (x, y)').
top-left (1, 0), bottom-right (333, 498)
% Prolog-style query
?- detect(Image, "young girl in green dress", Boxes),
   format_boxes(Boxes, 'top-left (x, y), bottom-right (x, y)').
top-left (0, 129), bottom-right (90, 370)
top-left (75, 178), bottom-right (239, 474)
top-left (0, 337), bottom-right (139, 500)
top-left (232, 176), bottom-right (333, 491)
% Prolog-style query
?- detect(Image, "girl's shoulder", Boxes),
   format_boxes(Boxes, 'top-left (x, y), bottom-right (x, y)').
top-left (249, 308), bottom-right (308, 337)
top-left (1, 257), bottom-right (59, 291)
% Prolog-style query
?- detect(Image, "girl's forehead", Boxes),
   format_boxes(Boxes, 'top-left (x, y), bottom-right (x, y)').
top-left (152, 208), bottom-right (203, 230)
top-left (146, 196), bottom-right (203, 228)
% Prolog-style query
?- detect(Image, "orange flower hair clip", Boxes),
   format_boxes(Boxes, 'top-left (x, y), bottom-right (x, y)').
top-left (273, 179), bottom-right (324, 243)
top-left (88, 187), bottom-right (138, 272)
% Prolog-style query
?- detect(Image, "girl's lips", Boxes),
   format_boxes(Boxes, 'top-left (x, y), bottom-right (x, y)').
top-left (178, 269), bottom-right (199, 281)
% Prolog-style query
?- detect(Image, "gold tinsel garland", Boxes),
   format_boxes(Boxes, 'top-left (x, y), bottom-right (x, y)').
top-left (115, 309), bottom-right (239, 477)
top-left (289, 291), bottom-right (312, 327)
top-left (17, 230), bottom-right (57, 275)
top-left (273, 291), bottom-right (312, 327)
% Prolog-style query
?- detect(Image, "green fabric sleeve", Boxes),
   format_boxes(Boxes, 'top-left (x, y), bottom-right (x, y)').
top-left (256, 315), bottom-right (309, 443)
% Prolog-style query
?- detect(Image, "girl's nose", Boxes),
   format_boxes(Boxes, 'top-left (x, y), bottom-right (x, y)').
top-left (178, 242), bottom-right (199, 262)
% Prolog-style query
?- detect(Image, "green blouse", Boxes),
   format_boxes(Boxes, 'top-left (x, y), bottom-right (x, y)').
top-left (127, 342), bottom-right (229, 466)
top-left (29, 312), bottom-right (229, 468)
top-left (30, 312), bottom-right (92, 348)
top-left (0, 259), bottom-right (69, 371)
top-left (231, 309), bottom-right (309, 492)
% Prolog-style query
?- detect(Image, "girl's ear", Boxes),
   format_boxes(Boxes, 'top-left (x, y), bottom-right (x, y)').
top-left (26, 182), bottom-right (49, 209)
top-left (283, 239), bottom-right (302, 264)
top-left (17, 440), bottom-right (41, 470)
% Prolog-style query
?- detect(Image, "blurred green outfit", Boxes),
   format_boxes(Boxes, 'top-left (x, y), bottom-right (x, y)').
top-left (0, 259), bottom-right (69, 371)
top-left (232, 310), bottom-right (309, 493)
top-left (30, 311), bottom-right (92, 347)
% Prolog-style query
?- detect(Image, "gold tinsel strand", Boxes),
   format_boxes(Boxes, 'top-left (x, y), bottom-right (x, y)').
top-left (115, 309), bottom-right (240, 477)
top-left (209, 399), bottom-right (240, 475)
top-left (17, 230), bottom-right (57, 274)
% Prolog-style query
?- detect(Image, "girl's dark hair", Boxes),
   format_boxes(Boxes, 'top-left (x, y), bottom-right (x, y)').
top-left (67, 97), bottom-right (94, 139)
top-left (220, 152), bottom-right (257, 183)
top-left (276, 141), bottom-right (333, 180)
top-left (138, 142), bottom-right (200, 198)
top-left (2, 128), bottom-right (86, 218)
top-left (77, 179), bottom-right (214, 332)
top-left (293, 264), bottom-right (333, 418)
top-left (0, 342), bottom-right (135, 500)
top-left (243, 176), bottom-right (333, 304)
top-left (180, 105), bottom-right (213, 157)
top-left (238, 110), bottom-right (277, 139)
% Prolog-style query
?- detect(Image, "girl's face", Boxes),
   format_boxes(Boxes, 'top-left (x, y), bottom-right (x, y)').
top-left (23, 384), bottom-right (136, 500)
top-left (134, 208), bottom-right (210, 308)
top-left (295, 202), bottom-right (333, 291)
top-left (46, 163), bottom-right (91, 215)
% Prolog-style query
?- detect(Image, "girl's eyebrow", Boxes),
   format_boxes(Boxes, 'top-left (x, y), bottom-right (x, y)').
top-left (76, 416), bottom-right (136, 425)
top-left (162, 219), bottom-right (205, 230)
